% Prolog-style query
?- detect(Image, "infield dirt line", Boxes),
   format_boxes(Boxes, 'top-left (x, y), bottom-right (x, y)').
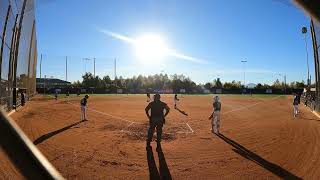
top-left (186, 122), bottom-right (194, 133)
top-left (223, 95), bottom-right (281, 115)
top-left (120, 122), bottom-right (135, 132)
top-left (66, 101), bottom-right (137, 124)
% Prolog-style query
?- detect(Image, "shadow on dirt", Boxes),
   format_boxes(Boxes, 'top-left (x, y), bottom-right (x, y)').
top-left (217, 133), bottom-right (302, 180)
top-left (301, 117), bottom-right (320, 121)
top-left (33, 120), bottom-right (87, 145)
top-left (146, 145), bottom-right (172, 180)
top-left (175, 107), bottom-right (188, 116)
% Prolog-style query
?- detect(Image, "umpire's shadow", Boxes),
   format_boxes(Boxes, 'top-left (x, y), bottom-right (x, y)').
top-left (216, 133), bottom-right (302, 180)
top-left (33, 120), bottom-right (87, 145)
top-left (146, 145), bottom-right (172, 180)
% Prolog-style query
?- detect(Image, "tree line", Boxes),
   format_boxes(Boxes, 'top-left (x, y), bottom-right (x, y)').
top-left (72, 72), bottom-right (306, 92)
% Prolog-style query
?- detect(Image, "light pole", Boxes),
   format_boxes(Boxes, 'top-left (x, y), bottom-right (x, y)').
top-left (65, 56), bottom-right (68, 81)
top-left (93, 58), bottom-right (96, 78)
top-left (241, 60), bottom-right (247, 88)
top-left (302, 26), bottom-right (310, 87)
top-left (44, 75), bottom-right (46, 95)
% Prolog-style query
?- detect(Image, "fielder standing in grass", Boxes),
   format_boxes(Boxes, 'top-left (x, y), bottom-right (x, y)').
top-left (174, 94), bottom-right (179, 109)
top-left (80, 95), bottom-right (89, 121)
top-left (145, 93), bottom-right (170, 149)
top-left (209, 96), bottom-right (221, 134)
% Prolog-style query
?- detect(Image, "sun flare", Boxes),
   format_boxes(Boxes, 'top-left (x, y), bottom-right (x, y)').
top-left (134, 34), bottom-right (169, 64)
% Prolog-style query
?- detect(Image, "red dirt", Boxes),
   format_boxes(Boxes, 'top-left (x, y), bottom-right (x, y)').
top-left (2, 94), bottom-right (320, 179)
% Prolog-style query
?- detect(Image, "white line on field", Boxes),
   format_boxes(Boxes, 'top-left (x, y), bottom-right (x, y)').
top-left (120, 122), bottom-right (135, 132)
top-left (223, 95), bottom-right (281, 115)
top-left (67, 101), bottom-right (139, 124)
top-left (90, 108), bottom-right (135, 124)
top-left (186, 123), bottom-right (194, 133)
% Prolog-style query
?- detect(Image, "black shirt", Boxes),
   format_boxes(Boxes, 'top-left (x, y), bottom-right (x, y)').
top-left (213, 102), bottom-right (221, 111)
top-left (293, 96), bottom-right (299, 105)
top-left (146, 101), bottom-right (168, 118)
top-left (80, 98), bottom-right (87, 106)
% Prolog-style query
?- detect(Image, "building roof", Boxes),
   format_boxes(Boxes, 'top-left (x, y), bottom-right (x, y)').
top-left (36, 78), bottom-right (71, 84)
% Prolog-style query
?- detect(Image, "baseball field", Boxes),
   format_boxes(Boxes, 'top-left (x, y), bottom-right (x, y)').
top-left (2, 94), bottom-right (320, 179)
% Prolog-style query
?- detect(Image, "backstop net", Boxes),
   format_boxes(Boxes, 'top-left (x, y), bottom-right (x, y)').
top-left (0, 0), bottom-right (37, 111)
top-left (311, 19), bottom-right (320, 111)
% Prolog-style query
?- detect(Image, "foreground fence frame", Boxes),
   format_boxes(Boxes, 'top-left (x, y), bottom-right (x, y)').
top-left (0, 110), bottom-right (64, 179)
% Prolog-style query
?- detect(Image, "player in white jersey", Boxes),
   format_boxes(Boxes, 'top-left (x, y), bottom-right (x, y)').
top-left (209, 96), bottom-right (221, 134)
top-left (80, 95), bottom-right (89, 121)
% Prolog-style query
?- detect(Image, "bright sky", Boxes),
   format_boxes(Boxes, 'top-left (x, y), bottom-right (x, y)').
top-left (35, 0), bottom-right (314, 85)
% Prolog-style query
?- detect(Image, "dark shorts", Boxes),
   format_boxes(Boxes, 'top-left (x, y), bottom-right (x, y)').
top-left (150, 117), bottom-right (164, 124)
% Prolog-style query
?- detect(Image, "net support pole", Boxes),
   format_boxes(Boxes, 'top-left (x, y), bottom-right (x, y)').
top-left (310, 19), bottom-right (320, 111)
top-left (0, 5), bottom-right (11, 80)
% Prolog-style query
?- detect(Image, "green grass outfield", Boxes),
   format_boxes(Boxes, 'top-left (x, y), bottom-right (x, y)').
top-left (38, 93), bottom-right (287, 99)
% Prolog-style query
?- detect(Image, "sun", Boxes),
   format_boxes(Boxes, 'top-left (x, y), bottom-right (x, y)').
top-left (134, 34), bottom-right (169, 64)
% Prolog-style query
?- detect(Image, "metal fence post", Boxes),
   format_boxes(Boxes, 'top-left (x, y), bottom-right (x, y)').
top-left (310, 19), bottom-right (320, 111)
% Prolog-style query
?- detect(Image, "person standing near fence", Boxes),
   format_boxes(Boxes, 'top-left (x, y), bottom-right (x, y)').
top-left (80, 95), bottom-right (89, 121)
top-left (20, 91), bottom-right (25, 107)
top-left (311, 94), bottom-right (316, 111)
top-left (293, 94), bottom-right (299, 118)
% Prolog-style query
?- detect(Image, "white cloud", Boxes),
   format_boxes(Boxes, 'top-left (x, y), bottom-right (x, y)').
top-left (98, 29), bottom-right (135, 44)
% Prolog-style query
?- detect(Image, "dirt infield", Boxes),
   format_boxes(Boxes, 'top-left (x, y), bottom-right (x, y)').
top-left (3, 94), bottom-right (320, 179)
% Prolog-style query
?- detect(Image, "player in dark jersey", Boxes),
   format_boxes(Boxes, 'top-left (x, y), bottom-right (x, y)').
top-left (80, 95), bottom-right (89, 121)
top-left (209, 96), bottom-right (221, 134)
top-left (293, 94), bottom-right (299, 118)
top-left (20, 91), bottom-right (25, 106)
top-left (174, 94), bottom-right (179, 109)
top-left (146, 93), bottom-right (151, 102)
top-left (54, 90), bottom-right (58, 100)
top-left (145, 93), bottom-right (170, 149)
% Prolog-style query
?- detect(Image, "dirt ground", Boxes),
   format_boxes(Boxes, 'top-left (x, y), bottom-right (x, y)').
top-left (2, 94), bottom-right (320, 179)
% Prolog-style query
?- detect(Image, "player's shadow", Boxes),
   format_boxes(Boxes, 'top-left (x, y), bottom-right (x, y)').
top-left (175, 107), bottom-right (188, 116)
top-left (146, 145), bottom-right (172, 180)
top-left (216, 133), bottom-right (302, 180)
top-left (33, 120), bottom-right (87, 145)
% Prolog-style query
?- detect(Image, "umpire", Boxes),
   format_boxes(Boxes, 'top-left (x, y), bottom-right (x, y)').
top-left (145, 93), bottom-right (170, 148)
